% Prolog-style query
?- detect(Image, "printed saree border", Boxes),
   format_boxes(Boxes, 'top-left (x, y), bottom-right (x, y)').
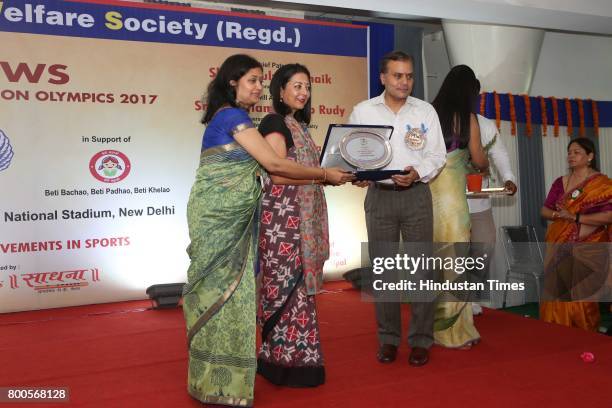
top-left (187, 214), bottom-right (255, 345)
top-left (189, 386), bottom-right (253, 407)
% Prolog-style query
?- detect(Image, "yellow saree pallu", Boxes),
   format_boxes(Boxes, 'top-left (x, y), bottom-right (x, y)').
top-left (540, 173), bottom-right (612, 332)
top-left (183, 142), bottom-right (262, 406)
top-left (430, 149), bottom-right (480, 348)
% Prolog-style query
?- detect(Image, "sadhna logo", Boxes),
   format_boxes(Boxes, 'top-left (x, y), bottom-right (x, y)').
top-left (5, 268), bottom-right (101, 293)
top-left (0, 128), bottom-right (15, 172)
top-left (89, 150), bottom-right (131, 183)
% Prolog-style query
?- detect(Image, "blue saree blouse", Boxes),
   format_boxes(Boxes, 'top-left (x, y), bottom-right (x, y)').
top-left (202, 107), bottom-right (254, 150)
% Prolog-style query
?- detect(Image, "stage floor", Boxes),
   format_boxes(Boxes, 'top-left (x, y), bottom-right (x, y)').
top-left (1, 281), bottom-right (610, 407)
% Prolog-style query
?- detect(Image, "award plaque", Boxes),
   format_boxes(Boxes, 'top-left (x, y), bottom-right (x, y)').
top-left (320, 125), bottom-right (405, 180)
top-left (339, 130), bottom-right (392, 169)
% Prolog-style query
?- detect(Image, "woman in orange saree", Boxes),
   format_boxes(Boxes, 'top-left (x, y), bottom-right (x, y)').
top-left (540, 138), bottom-right (612, 331)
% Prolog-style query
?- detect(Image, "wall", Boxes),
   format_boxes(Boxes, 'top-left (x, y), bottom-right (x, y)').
top-left (423, 31), bottom-right (450, 102)
top-left (424, 30), bottom-right (612, 101)
top-left (530, 32), bottom-right (612, 99)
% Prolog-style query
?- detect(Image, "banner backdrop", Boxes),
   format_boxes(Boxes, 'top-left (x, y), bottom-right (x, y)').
top-left (0, 0), bottom-right (369, 312)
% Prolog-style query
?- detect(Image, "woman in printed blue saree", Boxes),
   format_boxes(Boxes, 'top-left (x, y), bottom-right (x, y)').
top-left (182, 54), bottom-right (352, 407)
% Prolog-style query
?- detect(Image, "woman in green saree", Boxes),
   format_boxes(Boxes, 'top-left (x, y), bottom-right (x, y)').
top-left (430, 65), bottom-right (489, 349)
top-left (183, 54), bottom-right (351, 406)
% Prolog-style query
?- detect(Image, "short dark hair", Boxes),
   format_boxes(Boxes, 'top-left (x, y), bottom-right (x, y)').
top-left (270, 63), bottom-right (312, 124)
top-left (201, 54), bottom-right (262, 124)
top-left (568, 138), bottom-right (599, 171)
top-left (379, 51), bottom-right (414, 74)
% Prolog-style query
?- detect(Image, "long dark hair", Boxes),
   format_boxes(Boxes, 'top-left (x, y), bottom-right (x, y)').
top-left (201, 54), bottom-right (262, 124)
top-left (432, 65), bottom-right (480, 149)
top-left (270, 63), bottom-right (312, 124)
top-left (568, 138), bottom-right (599, 171)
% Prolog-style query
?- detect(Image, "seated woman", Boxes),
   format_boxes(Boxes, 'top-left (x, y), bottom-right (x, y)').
top-left (257, 63), bottom-right (328, 387)
top-left (540, 138), bottom-right (612, 331)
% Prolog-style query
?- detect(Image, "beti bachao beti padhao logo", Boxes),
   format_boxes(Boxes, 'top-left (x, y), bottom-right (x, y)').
top-left (89, 150), bottom-right (131, 183)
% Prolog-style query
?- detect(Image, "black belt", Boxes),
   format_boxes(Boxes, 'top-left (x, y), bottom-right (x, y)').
top-left (373, 182), bottom-right (412, 191)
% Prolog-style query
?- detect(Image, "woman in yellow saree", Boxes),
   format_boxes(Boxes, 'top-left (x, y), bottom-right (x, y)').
top-left (430, 65), bottom-right (489, 348)
top-left (183, 54), bottom-right (351, 406)
top-left (540, 138), bottom-right (612, 331)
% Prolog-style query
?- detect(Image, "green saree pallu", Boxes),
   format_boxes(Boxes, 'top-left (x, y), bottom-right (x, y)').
top-left (183, 141), bottom-right (262, 407)
top-left (430, 148), bottom-right (481, 348)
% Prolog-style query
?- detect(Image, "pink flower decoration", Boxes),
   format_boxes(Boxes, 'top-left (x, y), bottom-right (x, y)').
top-left (580, 352), bottom-right (595, 363)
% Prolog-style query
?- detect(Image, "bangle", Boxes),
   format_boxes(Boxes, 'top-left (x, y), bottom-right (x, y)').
top-left (575, 213), bottom-right (581, 223)
top-left (311, 179), bottom-right (315, 185)
top-left (322, 168), bottom-right (327, 183)
top-left (552, 212), bottom-right (559, 219)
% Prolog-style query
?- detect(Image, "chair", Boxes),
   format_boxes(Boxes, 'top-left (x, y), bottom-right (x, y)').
top-left (500, 225), bottom-right (545, 307)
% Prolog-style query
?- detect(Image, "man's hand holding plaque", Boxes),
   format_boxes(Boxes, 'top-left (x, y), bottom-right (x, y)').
top-left (391, 166), bottom-right (419, 187)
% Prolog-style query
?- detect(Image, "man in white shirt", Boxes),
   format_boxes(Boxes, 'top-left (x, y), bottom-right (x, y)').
top-left (469, 114), bottom-right (517, 314)
top-left (348, 51), bottom-right (446, 367)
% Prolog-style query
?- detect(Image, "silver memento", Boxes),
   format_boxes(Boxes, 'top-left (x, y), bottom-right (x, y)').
top-left (339, 130), bottom-right (392, 170)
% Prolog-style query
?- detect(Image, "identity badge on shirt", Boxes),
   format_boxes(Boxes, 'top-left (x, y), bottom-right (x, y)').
top-left (405, 123), bottom-right (428, 150)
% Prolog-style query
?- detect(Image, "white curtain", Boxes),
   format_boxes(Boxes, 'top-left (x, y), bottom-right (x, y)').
top-left (542, 126), bottom-right (612, 193)
top-left (491, 121), bottom-right (522, 229)
top-left (487, 121), bottom-right (522, 307)
top-left (541, 126), bottom-right (572, 195)
top-left (599, 128), bottom-right (612, 176)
